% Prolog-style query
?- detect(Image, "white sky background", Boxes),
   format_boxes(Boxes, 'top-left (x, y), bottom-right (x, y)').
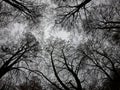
top-left (12, 0), bottom-right (70, 41)
top-left (0, 0), bottom-right (108, 45)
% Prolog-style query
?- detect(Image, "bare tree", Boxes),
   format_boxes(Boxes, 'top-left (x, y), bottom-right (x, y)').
top-left (54, 0), bottom-right (92, 29)
top-left (82, 0), bottom-right (120, 44)
top-left (0, 32), bottom-right (39, 79)
top-left (76, 38), bottom-right (120, 90)
top-left (36, 39), bottom-right (89, 90)
top-left (0, 0), bottom-right (46, 28)
top-left (2, 0), bottom-right (43, 20)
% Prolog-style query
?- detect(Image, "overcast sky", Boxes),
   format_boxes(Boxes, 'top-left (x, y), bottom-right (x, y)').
top-left (0, 0), bottom-right (107, 45)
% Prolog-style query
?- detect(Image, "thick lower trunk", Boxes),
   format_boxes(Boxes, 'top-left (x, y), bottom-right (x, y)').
top-left (0, 67), bottom-right (10, 79)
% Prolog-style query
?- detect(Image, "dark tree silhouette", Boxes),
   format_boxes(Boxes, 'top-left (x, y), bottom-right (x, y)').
top-left (38, 39), bottom-right (88, 90)
top-left (0, 32), bottom-right (39, 79)
top-left (54, 0), bottom-right (92, 29)
top-left (77, 38), bottom-right (120, 90)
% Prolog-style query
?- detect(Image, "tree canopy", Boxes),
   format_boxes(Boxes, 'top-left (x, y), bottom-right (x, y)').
top-left (0, 0), bottom-right (120, 90)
